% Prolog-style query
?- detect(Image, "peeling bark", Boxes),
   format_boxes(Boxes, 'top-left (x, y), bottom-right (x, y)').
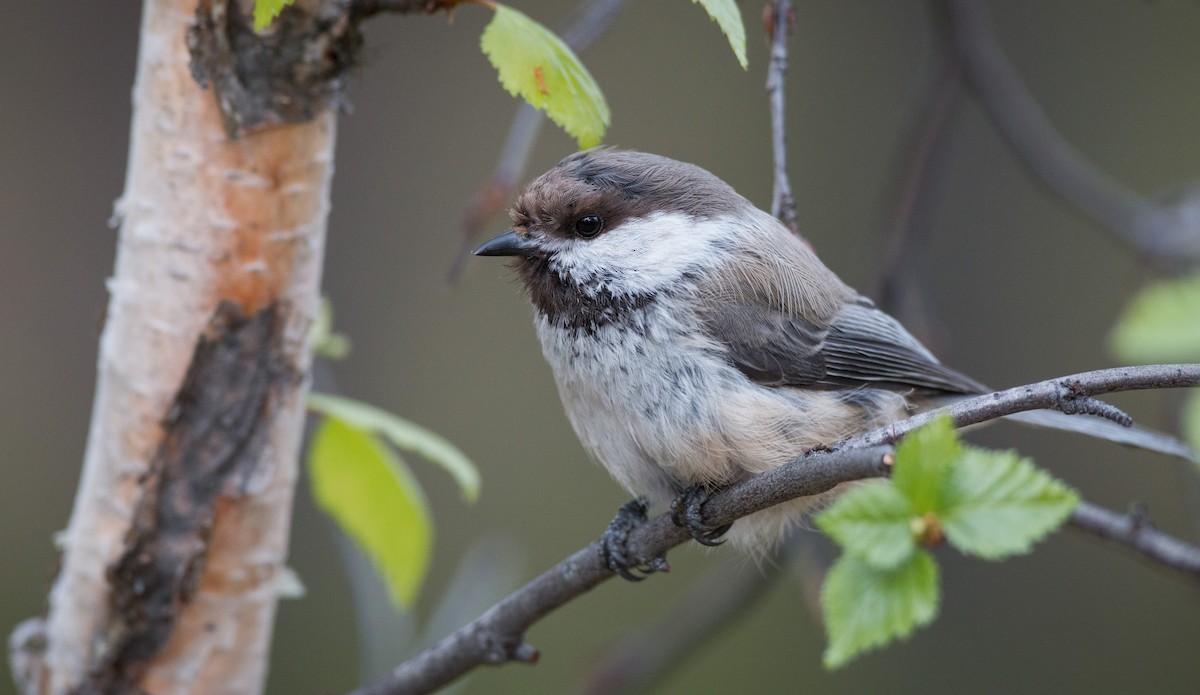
top-left (91, 302), bottom-right (294, 694)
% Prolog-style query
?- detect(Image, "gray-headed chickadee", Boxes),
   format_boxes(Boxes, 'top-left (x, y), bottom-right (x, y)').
top-left (474, 149), bottom-right (1189, 570)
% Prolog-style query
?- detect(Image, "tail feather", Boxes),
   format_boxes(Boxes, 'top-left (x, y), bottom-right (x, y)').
top-left (1002, 408), bottom-right (1196, 462)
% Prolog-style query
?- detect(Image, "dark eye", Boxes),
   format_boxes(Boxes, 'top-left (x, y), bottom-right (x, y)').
top-left (574, 214), bottom-right (604, 239)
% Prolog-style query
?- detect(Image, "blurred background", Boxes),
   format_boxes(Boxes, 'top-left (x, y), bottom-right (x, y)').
top-left (3, 1), bottom-right (1200, 693)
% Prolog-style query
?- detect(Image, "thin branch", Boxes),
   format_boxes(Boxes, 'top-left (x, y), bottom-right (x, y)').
top-left (349, 445), bottom-right (891, 695)
top-left (557, 0), bottom-right (629, 51)
top-left (350, 363), bottom-right (1200, 695)
top-left (838, 364), bottom-right (1200, 452)
top-left (765, 0), bottom-right (799, 234)
top-left (876, 57), bottom-right (962, 349)
top-left (448, 0), bottom-right (629, 278)
top-left (943, 0), bottom-right (1200, 270)
top-left (1070, 501), bottom-right (1200, 579)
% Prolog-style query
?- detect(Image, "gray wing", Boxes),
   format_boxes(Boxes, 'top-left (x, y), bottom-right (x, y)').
top-left (704, 295), bottom-right (985, 395)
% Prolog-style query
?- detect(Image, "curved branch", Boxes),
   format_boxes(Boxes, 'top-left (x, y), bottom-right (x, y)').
top-left (349, 363), bottom-right (1200, 695)
top-left (943, 0), bottom-right (1200, 270)
top-left (1070, 501), bottom-right (1200, 579)
top-left (838, 364), bottom-right (1200, 451)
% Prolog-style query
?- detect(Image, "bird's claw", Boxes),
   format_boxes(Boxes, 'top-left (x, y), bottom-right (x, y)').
top-left (670, 485), bottom-right (731, 546)
top-left (600, 498), bottom-right (670, 582)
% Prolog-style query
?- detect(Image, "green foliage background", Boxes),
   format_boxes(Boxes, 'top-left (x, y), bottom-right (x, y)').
top-left (3, 2), bottom-right (1200, 694)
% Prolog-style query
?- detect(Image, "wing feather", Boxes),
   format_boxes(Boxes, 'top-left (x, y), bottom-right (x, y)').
top-left (694, 211), bottom-right (980, 394)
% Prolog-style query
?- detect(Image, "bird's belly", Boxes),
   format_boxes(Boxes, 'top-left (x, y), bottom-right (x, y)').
top-left (535, 313), bottom-right (898, 507)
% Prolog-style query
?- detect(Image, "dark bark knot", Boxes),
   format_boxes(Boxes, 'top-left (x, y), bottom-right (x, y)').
top-left (187, 0), bottom-right (370, 136)
top-left (80, 301), bottom-right (296, 695)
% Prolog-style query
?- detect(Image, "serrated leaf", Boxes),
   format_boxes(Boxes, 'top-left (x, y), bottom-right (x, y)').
top-left (308, 393), bottom-right (480, 502)
top-left (691, 0), bottom-right (748, 69)
top-left (481, 4), bottom-right (610, 148)
top-left (253, 0), bottom-right (292, 31)
top-left (892, 416), bottom-right (961, 514)
top-left (1111, 272), bottom-right (1200, 363)
top-left (822, 551), bottom-right (939, 669)
top-left (308, 417), bottom-right (433, 608)
top-left (940, 447), bottom-right (1079, 560)
top-left (311, 297), bottom-right (351, 360)
top-left (816, 480), bottom-right (916, 570)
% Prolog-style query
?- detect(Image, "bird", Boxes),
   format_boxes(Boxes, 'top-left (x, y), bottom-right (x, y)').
top-left (473, 148), bottom-right (1192, 575)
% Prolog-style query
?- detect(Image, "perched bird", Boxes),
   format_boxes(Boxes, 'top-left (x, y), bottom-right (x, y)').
top-left (474, 148), bottom-right (1190, 572)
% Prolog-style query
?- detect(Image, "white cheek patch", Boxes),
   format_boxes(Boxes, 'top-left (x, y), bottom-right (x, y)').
top-left (548, 212), bottom-right (733, 296)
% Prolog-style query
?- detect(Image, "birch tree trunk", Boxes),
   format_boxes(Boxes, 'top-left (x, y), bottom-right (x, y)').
top-left (10, 1), bottom-right (348, 692)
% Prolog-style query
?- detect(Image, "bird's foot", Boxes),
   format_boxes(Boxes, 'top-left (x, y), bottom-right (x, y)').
top-left (599, 498), bottom-right (670, 582)
top-left (670, 485), bottom-right (731, 546)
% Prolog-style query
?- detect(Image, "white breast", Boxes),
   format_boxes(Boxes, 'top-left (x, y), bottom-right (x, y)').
top-left (534, 301), bottom-right (726, 503)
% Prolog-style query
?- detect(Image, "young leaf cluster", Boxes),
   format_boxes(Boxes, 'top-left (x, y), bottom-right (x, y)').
top-left (815, 417), bottom-right (1079, 669)
top-left (1111, 271), bottom-right (1200, 455)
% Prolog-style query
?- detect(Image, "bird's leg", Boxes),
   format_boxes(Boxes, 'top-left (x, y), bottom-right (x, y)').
top-left (670, 485), bottom-right (732, 546)
top-left (599, 498), bottom-right (671, 582)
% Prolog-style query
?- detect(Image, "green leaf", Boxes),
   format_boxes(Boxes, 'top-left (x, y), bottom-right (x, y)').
top-left (940, 447), bottom-right (1079, 560)
top-left (1111, 272), bottom-right (1200, 363)
top-left (822, 551), bottom-right (939, 669)
top-left (691, 0), bottom-right (748, 69)
top-left (892, 416), bottom-right (961, 514)
top-left (310, 297), bottom-right (351, 360)
top-left (253, 0), bottom-right (292, 31)
top-left (308, 416), bottom-right (433, 608)
top-left (308, 393), bottom-right (480, 502)
top-left (815, 481), bottom-right (916, 570)
top-left (481, 4), bottom-right (610, 148)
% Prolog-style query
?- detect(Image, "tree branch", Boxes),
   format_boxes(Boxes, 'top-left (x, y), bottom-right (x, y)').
top-left (349, 363), bottom-right (1200, 695)
top-left (765, 0), bottom-right (799, 235)
top-left (943, 0), bottom-right (1200, 270)
top-left (12, 1), bottom-right (344, 692)
top-left (1070, 501), bottom-right (1200, 579)
top-left (838, 364), bottom-right (1200, 451)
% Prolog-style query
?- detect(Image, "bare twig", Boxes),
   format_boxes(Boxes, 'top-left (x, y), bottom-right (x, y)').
top-left (1070, 501), bottom-right (1200, 579)
top-left (449, 0), bottom-right (629, 278)
top-left (943, 0), bottom-right (1200, 270)
top-left (557, 0), bottom-right (629, 51)
top-left (350, 364), bottom-right (1200, 695)
top-left (839, 364), bottom-right (1200, 452)
top-left (765, 0), bottom-right (799, 235)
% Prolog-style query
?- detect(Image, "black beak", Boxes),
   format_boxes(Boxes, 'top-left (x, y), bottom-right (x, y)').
top-left (472, 230), bottom-right (538, 258)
